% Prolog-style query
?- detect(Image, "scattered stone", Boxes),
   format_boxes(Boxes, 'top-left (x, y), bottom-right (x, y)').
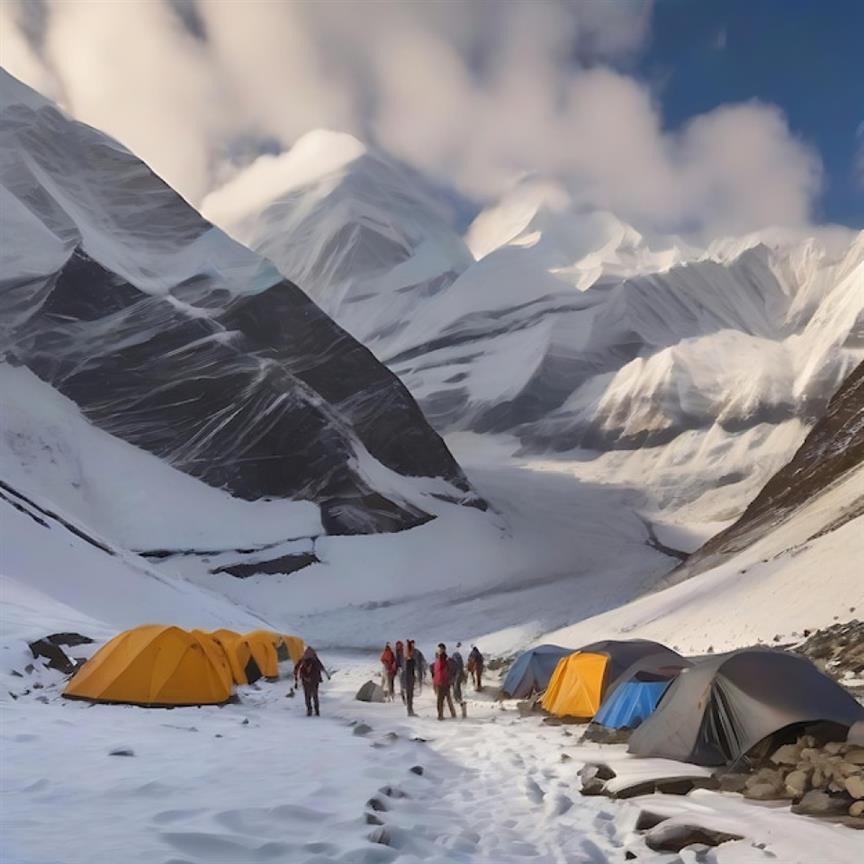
top-left (35, 696), bottom-right (49, 704)
top-left (241, 718), bottom-right (249, 726)
top-left (214, 734), bottom-right (223, 738)
top-left (849, 801), bottom-right (864, 818)
top-left (625, 852), bottom-right (637, 860)
top-left (10, 670), bottom-right (22, 678)
top-left (635, 811), bottom-right (668, 831)
top-left (845, 775), bottom-right (864, 799)
top-left (285, 690), bottom-right (295, 698)
top-left (579, 762), bottom-right (616, 782)
top-left (365, 812), bottom-right (384, 825)
top-left (716, 773), bottom-right (749, 794)
top-left (560, 753), bottom-right (572, 762)
top-left (109, 748), bottom-right (135, 757)
top-left (744, 768), bottom-right (787, 800)
top-left (824, 741), bottom-right (845, 755)
top-left (411, 736), bottom-right (428, 743)
top-left (771, 743), bottom-right (802, 765)
top-left (784, 769), bottom-right (811, 798)
top-left (792, 790), bottom-right (851, 816)
top-left (613, 780), bottom-right (658, 799)
top-left (368, 826), bottom-right (391, 846)
top-left (46, 633), bottom-right (94, 647)
top-left (28, 639), bottom-right (76, 675)
top-left (409, 765), bottom-right (424, 776)
top-left (645, 823), bottom-right (743, 853)
top-left (353, 723), bottom-right (372, 737)
top-left (24, 664), bottom-right (35, 674)
top-left (845, 748), bottom-right (864, 765)
top-left (366, 797), bottom-right (388, 812)
top-left (32, 682), bottom-right (43, 689)
top-left (579, 777), bottom-right (607, 796)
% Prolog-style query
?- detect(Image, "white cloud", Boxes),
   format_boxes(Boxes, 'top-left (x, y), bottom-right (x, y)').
top-left (0, 0), bottom-right (823, 235)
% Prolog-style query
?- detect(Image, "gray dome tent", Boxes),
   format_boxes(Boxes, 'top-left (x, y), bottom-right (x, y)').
top-left (501, 644), bottom-right (573, 699)
top-left (628, 648), bottom-right (864, 766)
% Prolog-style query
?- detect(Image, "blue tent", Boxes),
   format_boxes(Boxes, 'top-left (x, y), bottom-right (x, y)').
top-left (501, 644), bottom-right (573, 699)
top-left (594, 680), bottom-right (669, 729)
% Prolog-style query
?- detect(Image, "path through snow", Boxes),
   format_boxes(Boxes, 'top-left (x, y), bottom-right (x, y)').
top-left (3, 653), bottom-right (861, 864)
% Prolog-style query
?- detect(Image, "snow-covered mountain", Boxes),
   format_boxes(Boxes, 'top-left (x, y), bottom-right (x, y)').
top-left (207, 146), bottom-right (863, 525)
top-left (202, 130), bottom-right (474, 355)
top-left (0, 70), bottom-right (476, 536)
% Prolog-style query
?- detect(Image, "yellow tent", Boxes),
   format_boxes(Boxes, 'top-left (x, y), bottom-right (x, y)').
top-left (242, 630), bottom-right (279, 679)
top-left (541, 652), bottom-right (609, 719)
top-left (209, 629), bottom-right (258, 685)
top-left (63, 625), bottom-right (232, 707)
top-left (282, 634), bottom-right (305, 664)
top-left (189, 630), bottom-right (233, 691)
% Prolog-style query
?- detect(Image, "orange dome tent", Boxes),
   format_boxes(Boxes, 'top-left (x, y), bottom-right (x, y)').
top-left (282, 634), bottom-right (304, 664)
top-left (209, 629), bottom-right (261, 685)
top-left (63, 625), bottom-right (232, 707)
top-left (243, 630), bottom-right (280, 678)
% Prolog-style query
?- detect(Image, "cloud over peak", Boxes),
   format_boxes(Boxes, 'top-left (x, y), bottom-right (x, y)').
top-left (1, 0), bottom-right (822, 237)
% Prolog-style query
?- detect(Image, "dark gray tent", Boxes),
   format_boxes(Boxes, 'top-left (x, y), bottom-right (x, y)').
top-left (355, 680), bottom-right (387, 703)
top-left (501, 645), bottom-right (573, 698)
top-left (628, 648), bottom-right (864, 766)
top-left (576, 639), bottom-right (685, 692)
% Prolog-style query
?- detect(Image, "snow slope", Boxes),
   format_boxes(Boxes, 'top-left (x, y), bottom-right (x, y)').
top-left (0, 69), bottom-right (473, 535)
top-left (543, 464), bottom-right (864, 655)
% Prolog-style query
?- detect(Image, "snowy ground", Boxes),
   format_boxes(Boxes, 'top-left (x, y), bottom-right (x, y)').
top-left (3, 653), bottom-right (861, 864)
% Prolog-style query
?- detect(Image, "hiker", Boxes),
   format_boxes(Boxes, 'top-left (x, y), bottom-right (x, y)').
top-left (395, 640), bottom-right (406, 703)
top-left (450, 642), bottom-right (466, 704)
top-left (294, 647), bottom-right (330, 717)
top-left (414, 646), bottom-right (428, 694)
top-left (380, 642), bottom-right (397, 700)
top-left (404, 639), bottom-right (419, 717)
top-left (468, 645), bottom-right (485, 691)
top-left (432, 643), bottom-right (457, 721)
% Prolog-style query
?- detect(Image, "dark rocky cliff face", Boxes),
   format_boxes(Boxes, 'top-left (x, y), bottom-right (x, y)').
top-left (0, 71), bottom-right (473, 534)
top-left (681, 360), bottom-right (864, 576)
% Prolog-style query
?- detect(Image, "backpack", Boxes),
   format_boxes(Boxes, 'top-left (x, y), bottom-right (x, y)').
top-left (299, 656), bottom-right (317, 683)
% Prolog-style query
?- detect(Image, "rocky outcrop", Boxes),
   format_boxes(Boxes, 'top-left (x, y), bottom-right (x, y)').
top-left (674, 360), bottom-right (864, 580)
top-left (0, 70), bottom-right (475, 535)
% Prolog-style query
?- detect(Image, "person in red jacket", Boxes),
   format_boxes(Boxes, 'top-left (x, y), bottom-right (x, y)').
top-left (380, 642), bottom-right (397, 700)
top-left (294, 647), bottom-right (329, 717)
top-left (432, 643), bottom-right (457, 721)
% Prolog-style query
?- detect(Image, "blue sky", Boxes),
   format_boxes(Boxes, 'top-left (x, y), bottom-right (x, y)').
top-left (2, 0), bottom-right (861, 234)
top-left (640, 0), bottom-right (864, 226)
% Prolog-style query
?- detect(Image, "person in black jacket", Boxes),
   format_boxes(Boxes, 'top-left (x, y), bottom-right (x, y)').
top-left (294, 647), bottom-right (330, 716)
top-left (403, 639), bottom-right (419, 717)
top-left (467, 645), bottom-right (484, 692)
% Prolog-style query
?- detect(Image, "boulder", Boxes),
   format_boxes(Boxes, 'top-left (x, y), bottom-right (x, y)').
top-left (645, 823), bottom-right (743, 853)
top-left (355, 681), bottom-right (387, 703)
top-left (579, 762), bottom-right (616, 782)
top-left (771, 743), bottom-right (802, 765)
top-left (27, 639), bottom-right (76, 675)
top-left (409, 765), bottom-right (424, 776)
top-left (845, 775), bottom-right (864, 799)
top-left (579, 777), bottom-right (607, 796)
top-left (849, 801), bottom-right (864, 818)
top-left (716, 773), bottom-right (749, 794)
top-left (785, 769), bottom-right (811, 798)
top-left (792, 790), bottom-right (851, 816)
top-left (635, 811), bottom-right (669, 831)
top-left (352, 723), bottom-right (373, 737)
top-left (845, 747), bottom-right (864, 765)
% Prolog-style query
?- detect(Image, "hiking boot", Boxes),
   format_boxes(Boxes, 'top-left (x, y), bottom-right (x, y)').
top-left (315, 709), bottom-right (320, 716)
top-left (306, 708), bottom-right (312, 716)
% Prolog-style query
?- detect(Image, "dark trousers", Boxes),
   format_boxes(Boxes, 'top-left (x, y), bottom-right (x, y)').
top-left (452, 674), bottom-right (463, 703)
top-left (473, 667), bottom-right (483, 691)
top-left (386, 672), bottom-right (396, 699)
top-left (435, 685), bottom-right (456, 720)
top-left (303, 681), bottom-right (320, 715)
top-left (405, 681), bottom-right (415, 715)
